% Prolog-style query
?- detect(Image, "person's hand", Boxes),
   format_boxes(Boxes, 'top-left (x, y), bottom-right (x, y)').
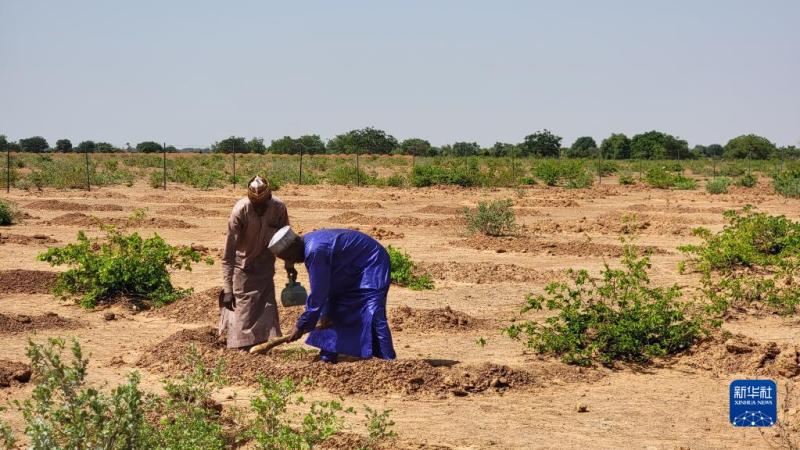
top-left (219, 291), bottom-right (236, 311)
top-left (318, 316), bottom-right (333, 329)
top-left (287, 327), bottom-right (304, 342)
top-left (286, 264), bottom-right (298, 282)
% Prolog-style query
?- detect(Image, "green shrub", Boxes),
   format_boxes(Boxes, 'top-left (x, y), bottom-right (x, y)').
top-left (362, 406), bottom-right (397, 450)
top-left (644, 167), bottom-right (696, 189)
top-left (0, 199), bottom-right (16, 225)
top-left (505, 247), bottom-right (707, 366)
top-left (464, 199), bottom-right (517, 236)
top-left (673, 177), bottom-right (697, 190)
top-left (387, 245), bottom-right (434, 290)
top-left (736, 172), bottom-right (757, 188)
top-left (38, 229), bottom-right (211, 308)
top-left (533, 160), bottom-right (560, 186)
top-left (774, 169), bottom-right (800, 198)
top-left (410, 164), bottom-right (476, 187)
top-left (705, 177), bottom-right (731, 194)
top-left (618, 173), bottom-right (635, 185)
top-left (325, 165), bottom-right (374, 186)
top-left (679, 208), bottom-right (800, 315)
top-left (520, 176), bottom-right (536, 185)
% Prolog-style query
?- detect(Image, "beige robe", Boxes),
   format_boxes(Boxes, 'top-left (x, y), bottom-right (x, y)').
top-left (220, 196), bottom-right (289, 348)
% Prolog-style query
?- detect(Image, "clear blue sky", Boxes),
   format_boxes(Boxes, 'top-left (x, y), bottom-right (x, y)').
top-left (1, 0), bottom-right (798, 148)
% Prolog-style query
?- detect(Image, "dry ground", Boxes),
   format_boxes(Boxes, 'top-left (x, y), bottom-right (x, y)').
top-left (1, 177), bottom-right (800, 449)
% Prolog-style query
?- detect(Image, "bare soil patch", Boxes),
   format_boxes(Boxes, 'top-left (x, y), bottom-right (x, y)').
top-left (26, 199), bottom-right (124, 212)
top-left (286, 200), bottom-right (383, 210)
top-left (414, 205), bottom-right (465, 215)
top-left (45, 212), bottom-right (195, 229)
top-left (158, 205), bottom-right (223, 218)
top-left (138, 327), bottom-right (599, 397)
top-left (450, 235), bottom-right (664, 257)
top-left (0, 312), bottom-right (84, 334)
top-left (0, 359), bottom-right (31, 388)
top-left (348, 226), bottom-right (405, 240)
top-left (677, 334), bottom-right (800, 379)
top-left (417, 261), bottom-right (562, 284)
top-left (390, 306), bottom-right (486, 332)
top-left (0, 232), bottom-right (58, 245)
top-left (0, 269), bottom-right (58, 294)
top-left (569, 212), bottom-right (695, 236)
top-left (330, 212), bottom-right (463, 228)
top-left (624, 203), bottom-right (728, 215)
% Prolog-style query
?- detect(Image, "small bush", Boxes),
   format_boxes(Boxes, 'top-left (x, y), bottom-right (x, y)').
top-left (705, 177), bottom-right (731, 194)
top-left (0, 199), bottom-right (16, 225)
top-left (644, 167), bottom-right (696, 190)
top-left (673, 177), bottom-right (697, 190)
top-left (505, 247), bottom-right (708, 366)
top-left (387, 245), bottom-right (434, 290)
top-left (679, 208), bottom-right (800, 315)
top-left (464, 199), bottom-right (517, 237)
top-left (774, 169), bottom-right (800, 198)
top-left (410, 164), bottom-right (476, 187)
top-left (38, 229), bottom-right (210, 308)
top-left (736, 172), bottom-right (757, 188)
top-left (618, 173), bottom-right (635, 185)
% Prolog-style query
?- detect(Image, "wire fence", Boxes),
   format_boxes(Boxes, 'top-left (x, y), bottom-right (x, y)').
top-left (3, 147), bottom-right (799, 193)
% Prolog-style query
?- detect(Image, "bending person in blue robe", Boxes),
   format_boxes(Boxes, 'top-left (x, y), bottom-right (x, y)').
top-left (268, 226), bottom-right (396, 363)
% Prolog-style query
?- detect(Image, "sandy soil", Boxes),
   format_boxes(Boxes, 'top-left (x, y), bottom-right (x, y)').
top-left (1, 178), bottom-right (800, 449)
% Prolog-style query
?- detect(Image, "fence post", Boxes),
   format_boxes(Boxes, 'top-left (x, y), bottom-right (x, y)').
top-left (299, 146), bottom-right (303, 185)
top-left (511, 152), bottom-right (516, 186)
top-left (5, 147), bottom-right (9, 193)
top-left (356, 150), bottom-right (360, 187)
top-left (232, 140), bottom-right (236, 189)
top-left (597, 149), bottom-right (602, 185)
top-left (162, 142), bottom-right (167, 190)
top-left (85, 146), bottom-right (91, 191)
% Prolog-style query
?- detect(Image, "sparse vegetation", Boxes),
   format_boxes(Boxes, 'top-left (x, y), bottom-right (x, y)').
top-left (705, 177), bottom-right (731, 194)
top-left (464, 199), bottom-right (517, 237)
top-left (644, 167), bottom-right (696, 190)
top-left (0, 199), bottom-right (16, 225)
top-left (38, 229), bottom-right (211, 308)
top-left (774, 168), bottom-right (800, 198)
top-left (736, 172), bottom-right (757, 188)
top-left (505, 246), bottom-right (708, 366)
top-left (387, 245), bottom-right (434, 290)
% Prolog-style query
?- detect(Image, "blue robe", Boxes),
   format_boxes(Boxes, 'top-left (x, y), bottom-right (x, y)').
top-left (295, 229), bottom-right (396, 360)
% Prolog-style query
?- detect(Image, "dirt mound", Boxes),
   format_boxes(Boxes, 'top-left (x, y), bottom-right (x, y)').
top-left (330, 212), bottom-right (463, 228)
top-left (187, 196), bottom-right (237, 205)
top-left (416, 261), bottom-right (562, 284)
top-left (450, 235), bottom-right (664, 257)
top-left (348, 226), bottom-right (405, 240)
top-left (0, 232), bottom-right (58, 245)
top-left (321, 434), bottom-right (451, 450)
top-left (149, 287), bottom-right (304, 332)
top-left (0, 359), bottom-right (31, 388)
top-left (625, 203), bottom-right (727, 215)
top-left (515, 197), bottom-right (579, 208)
top-left (677, 334), bottom-right (800, 379)
top-left (569, 212), bottom-right (693, 236)
top-left (0, 269), bottom-right (58, 294)
top-left (0, 312), bottom-right (84, 334)
top-left (158, 205), bottom-right (222, 218)
top-left (139, 327), bottom-right (596, 397)
top-left (26, 200), bottom-right (124, 212)
top-left (414, 205), bottom-right (465, 215)
top-left (45, 213), bottom-right (195, 229)
top-left (514, 207), bottom-right (546, 217)
top-left (390, 306), bottom-right (485, 331)
top-left (286, 200), bottom-right (383, 210)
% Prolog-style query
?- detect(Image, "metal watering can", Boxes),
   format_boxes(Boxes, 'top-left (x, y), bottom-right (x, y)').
top-left (280, 270), bottom-right (307, 307)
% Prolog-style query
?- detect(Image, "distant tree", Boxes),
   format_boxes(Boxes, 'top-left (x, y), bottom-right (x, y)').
top-left (489, 142), bottom-right (518, 158)
top-left (245, 138), bottom-right (266, 154)
top-left (211, 137), bottom-right (247, 154)
top-left (96, 142), bottom-right (118, 153)
top-left (19, 136), bottom-right (49, 153)
top-left (694, 144), bottom-right (724, 158)
top-left (724, 134), bottom-right (776, 159)
top-left (76, 140), bottom-right (97, 153)
top-left (268, 135), bottom-right (326, 154)
top-left (399, 138), bottom-right (431, 157)
top-left (779, 145), bottom-right (800, 159)
top-left (327, 127), bottom-right (398, 154)
top-left (441, 141), bottom-right (480, 157)
top-left (566, 136), bottom-right (597, 158)
top-left (55, 139), bottom-right (73, 153)
top-left (0, 135), bottom-right (8, 153)
top-left (163, 145), bottom-right (178, 153)
top-left (630, 131), bottom-right (690, 159)
top-left (136, 141), bottom-right (163, 154)
top-left (599, 133), bottom-right (631, 159)
top-left (519, 129), bottom-right (561, 157)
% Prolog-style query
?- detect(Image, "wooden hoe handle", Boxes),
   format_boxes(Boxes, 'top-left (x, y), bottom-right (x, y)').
top-left (248, 325), bottom-right (323, 355)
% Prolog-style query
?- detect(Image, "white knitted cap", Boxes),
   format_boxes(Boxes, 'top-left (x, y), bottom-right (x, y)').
top-left (268, 226), bottom-right (299, 255)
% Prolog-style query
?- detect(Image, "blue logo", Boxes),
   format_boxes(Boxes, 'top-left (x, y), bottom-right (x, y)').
top-left (730, 380), bottom-right (777, 427)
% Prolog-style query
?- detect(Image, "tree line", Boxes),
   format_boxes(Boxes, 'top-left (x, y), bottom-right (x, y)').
top-left (1, 128), bottom-right (797, 160)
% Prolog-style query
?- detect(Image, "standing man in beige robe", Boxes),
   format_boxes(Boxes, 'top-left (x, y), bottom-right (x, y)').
top-left (220, 175), bottom-right (291, 350)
